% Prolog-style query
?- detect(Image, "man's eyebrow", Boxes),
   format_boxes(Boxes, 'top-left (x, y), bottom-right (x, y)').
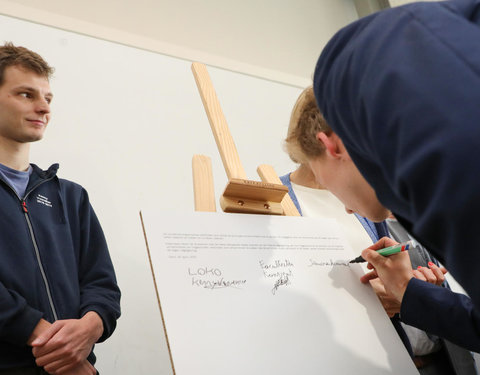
top-left (14, 85), bottom-right (53, 98)
top-left (14, 85), bottom-right (36, 91)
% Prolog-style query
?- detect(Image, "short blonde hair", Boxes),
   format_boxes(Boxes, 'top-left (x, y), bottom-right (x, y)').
top-left (284, 86), bottom-right (331, 164)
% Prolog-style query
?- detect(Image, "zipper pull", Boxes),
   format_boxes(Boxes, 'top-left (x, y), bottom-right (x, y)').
top-left (22, 200), bottom-right (28, 213)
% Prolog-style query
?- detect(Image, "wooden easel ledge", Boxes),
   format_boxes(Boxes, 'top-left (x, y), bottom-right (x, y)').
top-left (191, 61), bottom-right (289, 215)
top-left (220, 178), bottom-right (288, 215)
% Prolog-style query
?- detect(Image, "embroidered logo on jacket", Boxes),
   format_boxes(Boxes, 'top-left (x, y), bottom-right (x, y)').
top-left (36, 194), bottom-right (52, 208)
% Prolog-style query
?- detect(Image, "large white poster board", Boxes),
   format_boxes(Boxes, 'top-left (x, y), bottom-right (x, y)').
top-left (141, 211), bottom-right (418, 374)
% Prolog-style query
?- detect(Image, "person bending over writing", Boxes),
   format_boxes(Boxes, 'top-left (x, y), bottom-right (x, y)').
top-left (311, 0), bottom-right (480, 354)
top-left (283, 85), bottom-right (477, 374)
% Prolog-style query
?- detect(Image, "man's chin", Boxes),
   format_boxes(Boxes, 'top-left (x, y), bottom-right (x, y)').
top-left (366, 210), bottom-right (390, 223)
top-left (21, 134), bottom-right (45, 143)
top-left (357, 206), bottom-right (390, 223)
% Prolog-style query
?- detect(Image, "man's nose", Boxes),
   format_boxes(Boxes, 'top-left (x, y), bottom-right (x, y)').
top-left (35, 97), bottom-right (50, 114)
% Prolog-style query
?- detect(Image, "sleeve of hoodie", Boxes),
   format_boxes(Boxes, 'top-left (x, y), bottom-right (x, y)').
top-left (0, 284), bottom-right (43, 345)
top-left (78, 188), bottom-right (121, 342)
top-left (401, 278), bottom-right (480, 352)
top-left (314, 0), bottom-right (480, 349)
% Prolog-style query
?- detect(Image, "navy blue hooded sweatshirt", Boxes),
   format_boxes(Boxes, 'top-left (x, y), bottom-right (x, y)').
top-left (0, 163), bottom-right (121, 369)
top-left (313, 0), bottom-right (480, 351)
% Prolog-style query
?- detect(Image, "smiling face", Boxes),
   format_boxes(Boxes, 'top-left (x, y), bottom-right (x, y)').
top-left (0, 65), bottom-right (52, 145)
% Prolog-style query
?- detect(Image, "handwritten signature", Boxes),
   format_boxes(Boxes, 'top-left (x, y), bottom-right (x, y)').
top-left (272, 274), bottom-right (290, 295)
top-left (308, 259), bottom-right (350, 267)
top-left (191, 277), bottom-right (246, 290)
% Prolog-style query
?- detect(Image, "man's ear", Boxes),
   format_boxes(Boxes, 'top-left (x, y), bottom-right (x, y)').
top-left (316, 132), bottom-right (344, 159)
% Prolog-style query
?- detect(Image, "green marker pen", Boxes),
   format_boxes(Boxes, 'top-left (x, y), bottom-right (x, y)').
top-left (349, 240), bottom-right (413, 264)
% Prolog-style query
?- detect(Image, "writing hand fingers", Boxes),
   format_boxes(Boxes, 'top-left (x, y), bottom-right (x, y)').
top-left (375, 290), bottom-right (400, 317)
top-left (360, 269), bottom-right (378, 284)
top-left (382, 300), bottom-right (400, 317)
top-left (368, 278), bottom-right (400, 317)
top-left (361, 238), bottom-right (398, 270)
top-left (368, 237), bottom-right (399, 251)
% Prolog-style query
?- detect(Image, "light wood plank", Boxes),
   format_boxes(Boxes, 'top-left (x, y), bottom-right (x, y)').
top-left (192, 154), bottom-right (216, 212)
top-left (257, 164), bottom-right (301, 216)
top-left (191, 62), bottom-right (247, 180)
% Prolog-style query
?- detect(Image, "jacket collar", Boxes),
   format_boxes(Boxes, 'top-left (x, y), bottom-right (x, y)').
top-left (26, 163), bottom-right (59, 195)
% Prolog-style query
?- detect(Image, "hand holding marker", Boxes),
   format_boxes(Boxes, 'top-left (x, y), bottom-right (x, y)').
top-left (349, 241), bottom-right (413, 264)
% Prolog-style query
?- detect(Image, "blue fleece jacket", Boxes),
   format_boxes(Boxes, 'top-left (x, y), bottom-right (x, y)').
top-left (313, 0), bottom-right (480, 351)
top-left (0, 163), bottom-right (121, 369)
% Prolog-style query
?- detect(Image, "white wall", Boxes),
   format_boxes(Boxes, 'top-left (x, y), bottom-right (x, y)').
top-left (0, 14), bottom-right (305, 374)
top-left (0, 0), bottom-right (358, 87)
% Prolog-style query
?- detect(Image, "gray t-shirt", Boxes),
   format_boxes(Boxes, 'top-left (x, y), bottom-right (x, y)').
top-left (0, 163), bottom-right (32, 198)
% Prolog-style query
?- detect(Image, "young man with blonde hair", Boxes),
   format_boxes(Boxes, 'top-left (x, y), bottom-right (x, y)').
top-left (283, 86), bottom-right (390, 251)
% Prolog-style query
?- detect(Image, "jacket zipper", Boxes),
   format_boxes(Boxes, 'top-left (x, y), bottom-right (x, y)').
top-left (21, 199), bottom-right (58, 321)
top-left (0, 176), bottom-right (59, 322)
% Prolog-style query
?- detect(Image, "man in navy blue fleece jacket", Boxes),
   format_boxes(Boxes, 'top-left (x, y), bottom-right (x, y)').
top-left (0, 43), bottom-right (120, 374)
top-left (310, 0), bottom-right (480, 353)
